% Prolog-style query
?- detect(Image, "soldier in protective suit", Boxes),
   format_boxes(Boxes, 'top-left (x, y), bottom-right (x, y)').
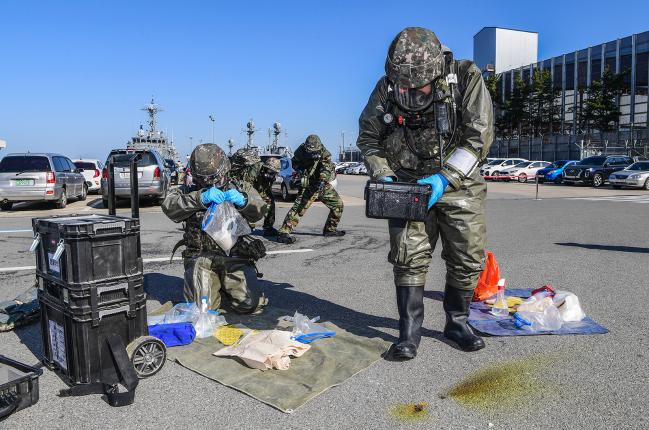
top-left (230, 148), bottom-right (262, 185)
top-left (357, 28), bottom-right (494, 358)
top-left (162, 144), bottom-right (268, 313)
top-left (253, 157), bottom-right (281, 237)
top-left (276, 135), bottom-right (345, 244)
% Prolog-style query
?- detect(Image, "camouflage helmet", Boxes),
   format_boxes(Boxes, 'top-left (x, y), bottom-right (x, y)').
top-left (189, 143), bottom-right (230, 187)
top-left (230, 148), bottom-right (261, 168)
top-left (385, 27), bottom-right (445, 89)
top-left (303, 135), bottom-right (323, 153)
top-left (262, 157), bottom-right (281, 173)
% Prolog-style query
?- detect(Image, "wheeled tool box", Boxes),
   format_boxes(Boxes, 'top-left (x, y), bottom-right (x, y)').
top-left (0, 355), bottom-right (43, 420)
top-left (365, 180), bottom-right (432, 221)
top-left (32, 214), bottom-right (142, 285)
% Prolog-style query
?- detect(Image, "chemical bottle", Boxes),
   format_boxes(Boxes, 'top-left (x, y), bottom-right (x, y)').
top-left (490, 279), bottom-right (509, 317)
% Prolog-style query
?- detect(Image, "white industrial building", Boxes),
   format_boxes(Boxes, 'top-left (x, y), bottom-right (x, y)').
top-left (473, 27), bottom-right (538, 74)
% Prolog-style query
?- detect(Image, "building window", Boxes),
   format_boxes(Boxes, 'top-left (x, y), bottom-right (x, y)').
top-left (605, 41), bottom-right (617, 72)
top-left (634, 32), bottom-right (649, 128)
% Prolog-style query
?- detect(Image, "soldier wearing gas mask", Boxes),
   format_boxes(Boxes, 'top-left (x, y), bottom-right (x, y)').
top-left (276, 135), bottom-right (345, 244)
top-left (230, 148), bottom-right (262, 185)
top-left (254, 157), bottom-right (281, 237)
top-left (357, 28), bottom-right (494, 358)
top-left (162, 144), bottom-right (268, 314)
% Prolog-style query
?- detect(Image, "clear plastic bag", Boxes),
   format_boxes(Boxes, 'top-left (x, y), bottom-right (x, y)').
top-left (514, 305), bottom-right (563, 332)
top-left (147, 302), bottom-right (200, 326)
top-left (282, 311), bottom-right (336, 343)
top-left (201, 201), bottom-right (251, 254)
top-left (553, 291), bottom-right (586, 322)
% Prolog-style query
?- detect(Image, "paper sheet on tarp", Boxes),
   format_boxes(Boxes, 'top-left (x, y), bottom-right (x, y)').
top-left (468, 288), bottom-right (609, 336)
top-left (149, 303), bottom-right (390, 413)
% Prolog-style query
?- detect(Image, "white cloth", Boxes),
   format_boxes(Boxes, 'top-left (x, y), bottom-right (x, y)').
top-left (213, 330), bottom-right (310, 370)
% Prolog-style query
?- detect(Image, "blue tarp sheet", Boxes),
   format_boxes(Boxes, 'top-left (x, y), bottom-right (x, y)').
top-left (468, 288), bottom-right (609, 336)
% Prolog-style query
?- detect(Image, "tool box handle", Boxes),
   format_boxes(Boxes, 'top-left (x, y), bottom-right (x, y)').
top-left (107, 152), bottom-right (141, 219)
top-left (96, 304), bottom-right (131, 322)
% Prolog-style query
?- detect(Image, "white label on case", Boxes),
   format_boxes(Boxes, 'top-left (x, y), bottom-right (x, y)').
top-left (48, 252), bottom-right (60, 274)
top-left (446, 148), bottom-right (478, 176)
top-left (48, 320), bottom-right (67, 370)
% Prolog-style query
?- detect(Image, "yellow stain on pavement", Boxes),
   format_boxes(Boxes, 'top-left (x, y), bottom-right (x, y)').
top-left (390, 402), bottom-right (430, 421)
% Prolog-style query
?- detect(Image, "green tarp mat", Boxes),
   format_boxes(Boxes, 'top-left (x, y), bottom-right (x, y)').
top-left (150, 303), bottom-right (391, 413)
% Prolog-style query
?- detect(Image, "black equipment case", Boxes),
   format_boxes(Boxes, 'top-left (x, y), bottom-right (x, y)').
top-left (32, 156), bottom-right (166, 407)
top-left (365, 180), bottom-right (432, 221)
top-left (0, 355), bottom-right (42, 420)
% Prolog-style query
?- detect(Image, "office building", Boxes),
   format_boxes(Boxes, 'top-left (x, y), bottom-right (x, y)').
top-left (474, 27), bottom-right (538, 74)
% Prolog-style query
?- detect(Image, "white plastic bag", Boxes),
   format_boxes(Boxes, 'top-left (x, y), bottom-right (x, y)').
top-left (514, 305), bottom-right (563, 332)
top-left (282, 311), bottom-right (336, 343)
top-left (553, 291), bottom-right (586, 322)
top-left (147, 302), bottom-right (200, 326)
top-left (201, 202), bottom-right (251, 254)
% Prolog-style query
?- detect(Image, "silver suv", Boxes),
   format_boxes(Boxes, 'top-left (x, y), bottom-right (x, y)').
top-left (100, 148), bottom-right (171, 207)
top-left (0, 153), bottom-right (87, 210)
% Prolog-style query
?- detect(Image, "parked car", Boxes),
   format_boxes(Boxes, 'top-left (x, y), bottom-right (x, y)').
top-left (164, 159), bottom-right (179, 185)
top-left (0, 153), bottom-right (86, 210)
top-left (73, 159), bottom-right (103, 193)
top-left (343, 162), bottom-right (363, 174)
top-left (500, 161), bottom-right (552, 183)
top-left (100, 148), bottom-right (171, 206)
top-left (608, 161), bottom-right (649, 190)
top-left (347, 164), bottom-right (367, 175)
top-left (562, 155), bottom-right (634, 187)
top-left (480, 158), bottom-right (527, 178)
top-left (536, 160), bottom-right (578, 184)
top-left (335, 162), bottom-right (355, 174)
top-left (271, 155), bottom-right (301, 201)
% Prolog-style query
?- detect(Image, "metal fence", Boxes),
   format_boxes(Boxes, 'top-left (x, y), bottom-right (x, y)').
top-left (489, 129), bottom-right (649, 161)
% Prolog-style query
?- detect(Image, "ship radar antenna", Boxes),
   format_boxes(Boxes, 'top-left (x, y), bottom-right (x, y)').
top-left (142, 97), bottom-right (163, 132)
top-left (227, 138), bottom-right (235, 155)
top-left (242, 119), bottom-right (256, 149)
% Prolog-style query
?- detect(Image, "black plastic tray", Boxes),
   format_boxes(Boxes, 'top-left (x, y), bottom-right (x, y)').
top-left (365, 180), bottom-right (432, 221)
top-left (0, 355), bottom-right (43, 420)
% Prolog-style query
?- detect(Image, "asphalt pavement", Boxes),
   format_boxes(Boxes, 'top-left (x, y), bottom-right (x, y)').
top-left (0, 176), bottom-right (648, 429)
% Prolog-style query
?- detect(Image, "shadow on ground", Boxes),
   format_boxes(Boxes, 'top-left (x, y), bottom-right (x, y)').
top-left (555, 242), bottom-right (649, 254)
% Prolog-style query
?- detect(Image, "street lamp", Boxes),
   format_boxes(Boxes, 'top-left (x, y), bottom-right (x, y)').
top-left (209, 115), bottom-right (215, 144)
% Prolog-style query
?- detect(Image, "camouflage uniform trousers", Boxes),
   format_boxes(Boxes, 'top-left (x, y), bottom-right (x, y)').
top-left (388, 172), bottom-right (487, 291)
top-left (182, 252), bottom-right (265, 313)
top-left (278, 185), bottom-right (344, 234)
top-left (259, 190), bottom-right (275, 230)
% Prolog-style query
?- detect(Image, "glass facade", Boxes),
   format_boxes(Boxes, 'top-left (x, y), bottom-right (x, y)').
top-left (499, 30), bottom-right (649, 133)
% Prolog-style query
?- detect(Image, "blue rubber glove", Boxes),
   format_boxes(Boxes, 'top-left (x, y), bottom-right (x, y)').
top-left (417, 173), bottom-right (449, 209)
top-left (378, 176), bottom-right (394, 182)
top-left (200, 187), bottom-right (226, 205)
top-left (224, 189), bottom-right (247, 207)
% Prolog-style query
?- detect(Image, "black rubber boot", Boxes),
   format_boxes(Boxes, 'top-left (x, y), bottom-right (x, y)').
top-left (443, 286), bottom-right (485, 352)
top-left (391, 286), bottom-right (424, 360)
top-left (276, 233), bottom-right (296, 244)
top-left (323, 230), bottom-right (346, 237)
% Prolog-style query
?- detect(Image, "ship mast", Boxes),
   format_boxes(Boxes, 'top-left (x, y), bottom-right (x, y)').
top-left (245, 119), bottom-right (256, 149)
top-left (142, 98), bottom-right (163, 132)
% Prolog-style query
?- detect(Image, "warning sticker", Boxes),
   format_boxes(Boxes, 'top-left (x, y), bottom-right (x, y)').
top-left (48, 252), bottom-right (60, 275)
top-left (48, 320), bottom-right (67, 370)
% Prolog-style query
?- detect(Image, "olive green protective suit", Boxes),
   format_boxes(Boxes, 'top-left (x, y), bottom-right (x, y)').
top-left (162, 181), bottom-right (268, 312)
top-left (357, 63), bottom-right (493, 290)
top-left (278, 140), bottom-right (344, 234)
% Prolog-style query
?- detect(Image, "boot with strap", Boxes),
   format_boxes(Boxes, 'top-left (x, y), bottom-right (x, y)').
top-left (391, 285), bottom-right (424, 360)
top-left (443, 285), bottom-right (485, 352)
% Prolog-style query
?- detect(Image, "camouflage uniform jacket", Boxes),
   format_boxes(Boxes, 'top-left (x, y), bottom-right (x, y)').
top-left (162, 180), bottom-right (267, 256)
top-left (356, 60), bottom-right (494, 190)
top-left (230, 162), bottom-right (262, 186)
top-left (292, 146), bottom-right (336, 187)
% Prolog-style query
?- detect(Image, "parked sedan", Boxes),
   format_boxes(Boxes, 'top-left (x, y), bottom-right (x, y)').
top-left (0, 153), bottom-right (86, 210)
top-left (271, 155), bottom-right (301, 201)
top-left (608, 161), bottom-right (649, 190)
top-left (347, 164), bottom-right (367, 175)
top-left (73, 159), bottom-right (103, 193)
top-left (101, 148), bottom-right (171, 206)
top-left (500, 161), bottom-right (552, 183)
top-left (536, 160), bottom-right (577, 184)
top-left (480, 158), bottom-right (527, 178)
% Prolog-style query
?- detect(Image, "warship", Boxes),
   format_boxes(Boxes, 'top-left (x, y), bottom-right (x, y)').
top-left (127, 99), bottom-right (180, 162)
top-left (242, 119), bottom-right (292, 157)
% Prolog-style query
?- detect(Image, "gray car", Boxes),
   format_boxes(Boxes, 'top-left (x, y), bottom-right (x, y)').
top-left (100, 148), bottom-right (171, 207)
top-left (0, 153), bottom-right (87, 210)
top-left (607, 161), bottom-right (649, 190)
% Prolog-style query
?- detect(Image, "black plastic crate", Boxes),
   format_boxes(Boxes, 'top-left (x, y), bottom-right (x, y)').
top-left (365, 180), bottom-right (432, 221)
top-left (32, 214), bottom-right (142, 285)
top-left (0, 355), bottom-right (43, 420)
top-left (37, 274), bottom-right (145, 316)
top-left (39, 292), bottom-right (147, 386)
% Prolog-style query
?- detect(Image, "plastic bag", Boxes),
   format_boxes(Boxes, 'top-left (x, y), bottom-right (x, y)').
top-left (473, 251), bottom-right (500, 301)
top-left (282, 311), bottom-right (336, 344)
top-left (193, 277), bottom-right (227, 338)
top-left (553, 291), bottom-right (586, 322)
top-left (201, 201), bottom-right (251, 254)
top-left (517, 292), bottom-right (554, 313)
top-left (147, 302), bottom-right (200, 326)
top-left (514, 305), bottom-right (563, 332)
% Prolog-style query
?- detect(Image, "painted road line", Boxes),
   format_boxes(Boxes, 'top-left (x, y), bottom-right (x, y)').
top-left (0, 229), bottom-right (33, 234)
top-left (0, 248), bottom-right (315, 273)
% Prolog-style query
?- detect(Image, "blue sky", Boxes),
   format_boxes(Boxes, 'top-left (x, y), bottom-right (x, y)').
top-left (1, 0), bottom-right (648, 161)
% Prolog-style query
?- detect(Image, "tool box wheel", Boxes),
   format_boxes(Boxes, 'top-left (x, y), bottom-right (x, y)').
top-left (126, 336), bottom-right (166, 378)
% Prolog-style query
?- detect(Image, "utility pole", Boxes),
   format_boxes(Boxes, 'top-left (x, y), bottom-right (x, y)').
top-left (341, 130), bottom-right (346, 161)
top-left (209, 115), bottom-right (215, 144)
top-left (189, 136), bottom-right (193, 152)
